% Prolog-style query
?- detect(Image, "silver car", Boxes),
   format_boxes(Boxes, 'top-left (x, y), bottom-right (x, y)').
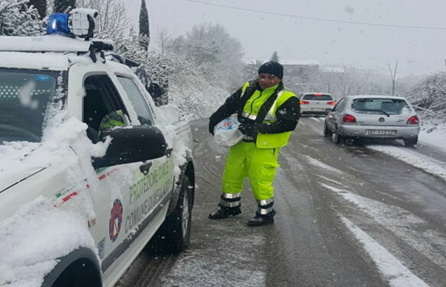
top-left (324, 95), bottom-right (420, 146)
top-left (300, 93), bottom-right (337, 116)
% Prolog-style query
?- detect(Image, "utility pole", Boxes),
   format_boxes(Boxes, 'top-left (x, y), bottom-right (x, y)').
top-left (388, 60), bottom-right (398, 96)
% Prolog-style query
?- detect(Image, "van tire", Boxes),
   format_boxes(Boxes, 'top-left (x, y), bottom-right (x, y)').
top-left (42, 248), bottom-right (101, 287)
top-left (149, 175), bottom-right (193, 253)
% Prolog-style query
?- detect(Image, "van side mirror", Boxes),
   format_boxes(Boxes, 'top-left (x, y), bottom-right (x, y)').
top-left (92, 125), bottom-right (167, 169)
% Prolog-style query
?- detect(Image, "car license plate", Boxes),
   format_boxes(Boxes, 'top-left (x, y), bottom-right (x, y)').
top-left (311, 108), bottom-right (325, 111)
top-left (366, 130), bottom-right (396, 135)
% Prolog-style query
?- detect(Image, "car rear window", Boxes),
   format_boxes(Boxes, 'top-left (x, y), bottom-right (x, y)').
top-left (302, 93), bottom-right (333, 101)
top-left (351, 98), bottom-right (410, 115)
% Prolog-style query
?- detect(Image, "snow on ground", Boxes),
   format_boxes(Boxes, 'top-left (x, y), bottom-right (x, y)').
top-left (302, 155), bottom-right (343, 174)
top-left (368, 145), bottom-right (446, 181)
top-left (160, 234), bottom-right (265, 287)
top-left (419, 123), bottom-right (446, 152)
top-left (367, 122), bottom-right (446, 181)
top-left (319, 183), bottom-right (446, 287)
top-left (341, 216), bottom-right (430, 287)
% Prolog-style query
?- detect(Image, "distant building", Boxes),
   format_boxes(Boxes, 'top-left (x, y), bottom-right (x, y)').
top-left (280, 60), bottom-right (319, 81)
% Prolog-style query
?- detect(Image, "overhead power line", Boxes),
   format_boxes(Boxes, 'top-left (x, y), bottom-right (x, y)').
top-left (186, 0), bottom-right (446, 30)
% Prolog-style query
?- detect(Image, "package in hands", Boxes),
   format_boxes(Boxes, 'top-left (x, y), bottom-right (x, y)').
top-left (213, 114), bottom-right (244, 147)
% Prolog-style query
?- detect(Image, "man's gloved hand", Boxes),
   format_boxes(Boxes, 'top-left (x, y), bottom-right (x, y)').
top-left (238, 123), bottom-right (259, 138)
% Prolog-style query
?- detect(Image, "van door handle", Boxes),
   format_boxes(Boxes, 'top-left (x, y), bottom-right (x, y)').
top-left (139, 162), bottom-right (152, 175)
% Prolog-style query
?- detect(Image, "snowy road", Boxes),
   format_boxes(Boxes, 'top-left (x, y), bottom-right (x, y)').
top-left (116, 117), bottom-right (446, 287)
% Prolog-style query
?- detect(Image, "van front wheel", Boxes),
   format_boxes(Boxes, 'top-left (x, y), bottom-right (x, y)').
top-left (149, 175), bottom-right (193, 253)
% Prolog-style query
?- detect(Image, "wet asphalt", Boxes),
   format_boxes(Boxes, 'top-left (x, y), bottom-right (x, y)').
top-left (117, 117), bottom-right (446, 287)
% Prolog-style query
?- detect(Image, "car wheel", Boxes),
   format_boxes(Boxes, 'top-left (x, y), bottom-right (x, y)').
top-left (332, 128), bottom-right (343, 144)
top-left (42, 248), bottom-right (101, 287)
top-left (403, 136), bottom-right (418, 147)
top-left (323, 124), bottom-right (332, 138)
top-left (149, 175), bottom-right (192, 253)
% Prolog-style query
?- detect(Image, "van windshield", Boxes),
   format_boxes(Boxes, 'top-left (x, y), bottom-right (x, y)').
top-left (0, 69), bottom-right (57, 143)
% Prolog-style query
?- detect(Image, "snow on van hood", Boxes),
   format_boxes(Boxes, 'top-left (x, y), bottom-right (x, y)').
top-left (0, 196), bottom-right (98, 287)
top-left (0, 113), bottom-right (109, 286)
top-left (0, 113), bottom-right (110, 191)
top-left (0, 167), bottom-right (45, 193)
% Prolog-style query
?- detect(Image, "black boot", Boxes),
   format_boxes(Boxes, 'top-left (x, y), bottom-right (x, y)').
top-left (247, 210), bottom-right (275, 226)
top-left (209, 205), bottom-right (241, 219)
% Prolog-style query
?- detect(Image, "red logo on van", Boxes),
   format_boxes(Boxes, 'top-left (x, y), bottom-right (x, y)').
top-left (109, 199), bottom-right (123, 242)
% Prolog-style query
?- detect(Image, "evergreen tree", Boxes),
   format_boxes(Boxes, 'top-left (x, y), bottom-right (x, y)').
top-left (270, 51), bottom-right (279, 62)
top-left (29, 0), bottom-right (46, 19)
top-left (139, 0), bottom-right (150, 50)
top-left (53, 0), bottom-right (75, 13)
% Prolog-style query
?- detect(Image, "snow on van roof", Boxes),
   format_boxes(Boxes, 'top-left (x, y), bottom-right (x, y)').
top-left (0, 35), bottom-right (92, 53)
top-left (0, 52), bottom-right (71, 70)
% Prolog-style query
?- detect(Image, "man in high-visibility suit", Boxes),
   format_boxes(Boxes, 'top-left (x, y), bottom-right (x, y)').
top-left (208, 61), bottom-right (300, 226)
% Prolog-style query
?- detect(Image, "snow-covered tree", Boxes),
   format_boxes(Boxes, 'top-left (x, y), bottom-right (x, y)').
top-left (113, 30), bottom-right (177, 106)
top-left (139, 0), bottom-right (149, 50)
top-left (29, 0), bottom-right (46, 19)
top-left (244, 59), bottom-right (264, 81)
top-left (0, 0), bottom-right (42, 36)
top-left (154, 26), bottom-right (171, 55)
top-left (407, 72), bottom-right (446, 117)
top-left (166, 23), bottom-right (244, 89)
top-left (270, 51), bottom-right (279, 62)
top-left (54, 0), bottom-right (75, 12)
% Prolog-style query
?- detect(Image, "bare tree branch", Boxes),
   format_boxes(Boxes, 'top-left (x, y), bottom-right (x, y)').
top-left (76, 0), bottom-right (130, 40)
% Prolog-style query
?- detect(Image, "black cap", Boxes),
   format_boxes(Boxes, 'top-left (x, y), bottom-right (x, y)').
top-left (258, 61), bottom-right (284, 79)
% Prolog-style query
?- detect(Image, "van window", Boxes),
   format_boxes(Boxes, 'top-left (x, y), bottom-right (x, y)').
top-left (302, 94), bottom-right (333, 101)
top-left (117, 77), bottom-right (154, 126)
top-left (83, 75), bottom-right (129, 143)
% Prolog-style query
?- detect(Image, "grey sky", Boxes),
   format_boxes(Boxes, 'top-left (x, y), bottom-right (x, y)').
top-left (127, 0), bottom-right (446, 76)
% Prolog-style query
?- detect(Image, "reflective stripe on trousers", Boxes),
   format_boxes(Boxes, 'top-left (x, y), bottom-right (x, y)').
top-left (257, 198), bottom-right (274, 215)
top-left (219, 192), bottom-right (241, 208)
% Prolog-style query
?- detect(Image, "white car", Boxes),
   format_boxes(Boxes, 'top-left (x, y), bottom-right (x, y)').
top-left (0, 11), bottom-right (195, 287)
top-left (324, 95), bottom-right (420, 146)
top-left (299, 93), bottom-right (336, 116)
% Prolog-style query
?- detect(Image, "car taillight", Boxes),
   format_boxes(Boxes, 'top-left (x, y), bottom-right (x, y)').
top-left (300, 101), bottom-right (309, 105)
top-left (343, 114), bottom-right (356, 123)
top-left (407, 116), bottom-right (419, 124)
top-left (327, 101), bottom-right (336, 105)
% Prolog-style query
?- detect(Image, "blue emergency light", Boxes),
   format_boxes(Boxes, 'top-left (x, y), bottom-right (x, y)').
top-left (46, 10), bottom-right (97, 40)
top-left (46, 13), bottom-right (70, 36)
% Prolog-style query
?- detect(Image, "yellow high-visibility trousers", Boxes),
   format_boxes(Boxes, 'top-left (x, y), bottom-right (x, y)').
top-left (222, 141), bottom-right (280, 200)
